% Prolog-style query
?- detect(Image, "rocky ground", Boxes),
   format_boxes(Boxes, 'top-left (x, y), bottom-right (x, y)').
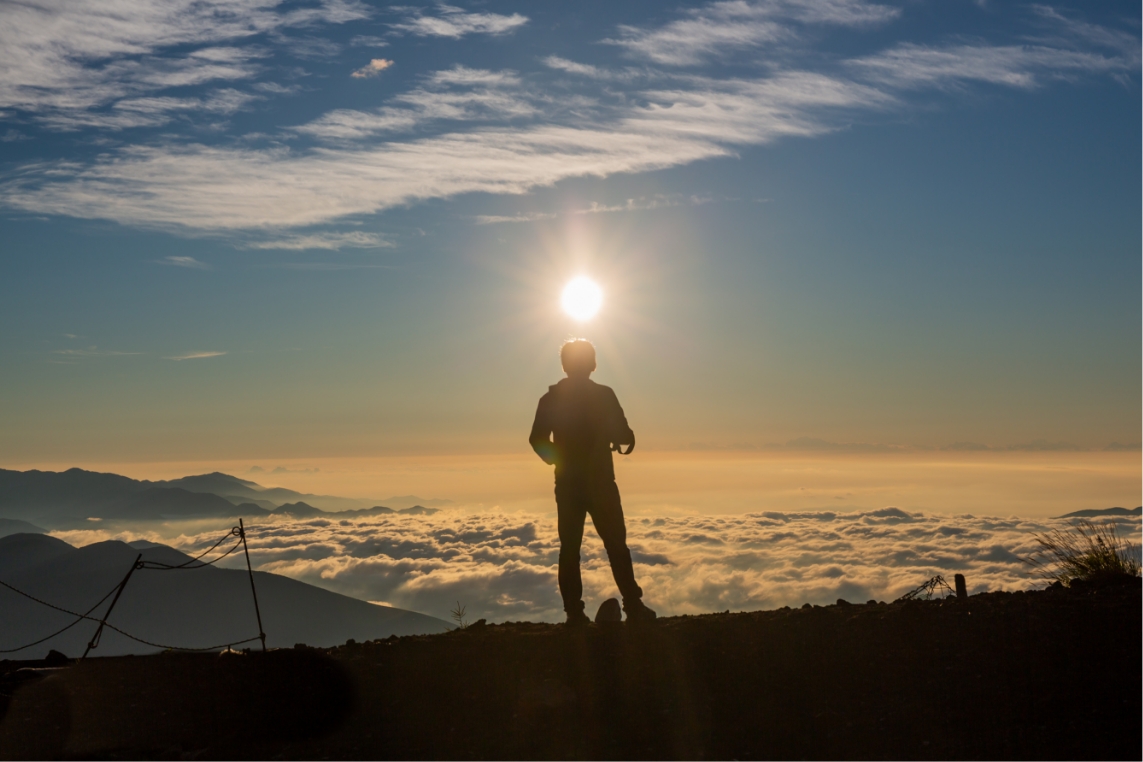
top-left (1, 579), bottom-right (1139, 760)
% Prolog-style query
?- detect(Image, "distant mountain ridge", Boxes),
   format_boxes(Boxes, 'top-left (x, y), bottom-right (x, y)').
top-left (1058, 506), bottom-right (1142, 518)
top-left (272, 502), bottom-right (436, 519)
top-left (0, 468), bottom-right (441, 527)
top-left (0, 532), bottom-right (449, 657)
top-left (0, 518), bottom-right (45, 538)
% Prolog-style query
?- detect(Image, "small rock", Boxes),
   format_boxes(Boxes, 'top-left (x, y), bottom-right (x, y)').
top-left (44, 649), bottom-right (68, 666)
top-left (836, 599), bottom-right (850, 606)
top-left (801, 602), bottom-right (812, 609)
top-left (595, 598), bottom-right (622, 623)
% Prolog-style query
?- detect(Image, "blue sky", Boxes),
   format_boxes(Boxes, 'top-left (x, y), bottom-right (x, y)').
top-left (0, 0), bottom-right (1139, 467)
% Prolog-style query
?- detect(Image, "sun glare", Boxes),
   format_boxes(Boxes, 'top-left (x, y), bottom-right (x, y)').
top-left (561, 277), bottom-right (602, 321)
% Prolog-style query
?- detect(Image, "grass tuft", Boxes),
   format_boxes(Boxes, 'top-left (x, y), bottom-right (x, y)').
top-left (1025, 520), bottom-right (1140, 586)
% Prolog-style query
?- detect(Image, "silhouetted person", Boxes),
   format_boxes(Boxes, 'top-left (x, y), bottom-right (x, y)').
top-left (529, 339), bottom-right (657, 625)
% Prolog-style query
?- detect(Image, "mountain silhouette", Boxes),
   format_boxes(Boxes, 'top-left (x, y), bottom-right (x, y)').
top-left (0, 468), bottom-right (443, 527)
top-left (157, 471), bottom-right (414, 512)
top-left (1057, 506), bottom-right (1142, 518)
top-left (0, 518), bottom-right (45, 538)
top-left (270, 502), bottom-right (438, 519)
top-left (272, 501), bottom-right (328, 518)
top-left (0, 533), bottom-right (449, 657)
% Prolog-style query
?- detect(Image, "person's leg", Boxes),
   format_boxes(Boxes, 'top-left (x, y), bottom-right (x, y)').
top-left (555, 480), bottom-right (589, 615)
top-left (587, 479), bottom-right (643, 602)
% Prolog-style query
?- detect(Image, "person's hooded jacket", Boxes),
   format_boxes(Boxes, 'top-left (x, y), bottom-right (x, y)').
top-left (529, 377), bottom-right (635, 482)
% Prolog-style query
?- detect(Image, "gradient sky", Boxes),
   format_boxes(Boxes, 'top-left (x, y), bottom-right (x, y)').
top-left (1, 1), bottom-right (1139, 475)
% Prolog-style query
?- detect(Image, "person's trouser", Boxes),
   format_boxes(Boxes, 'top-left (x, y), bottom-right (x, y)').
top-left (555, 476), bottom-right (643, 613)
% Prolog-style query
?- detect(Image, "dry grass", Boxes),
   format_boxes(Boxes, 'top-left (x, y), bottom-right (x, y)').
top-left (1026, 520), bottom-right (1141, 586)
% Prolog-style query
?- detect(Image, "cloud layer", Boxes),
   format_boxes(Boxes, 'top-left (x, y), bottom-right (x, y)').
top-left (0, 1), bottom-right (1134, 233)
top-left (56, 509), bottom-right (1139, 624)
top-left (0, 0), bottom-right (367, 129)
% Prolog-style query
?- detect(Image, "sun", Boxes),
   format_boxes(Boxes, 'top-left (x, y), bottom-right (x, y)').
top-left (561, 277), bottom-right (602, 321)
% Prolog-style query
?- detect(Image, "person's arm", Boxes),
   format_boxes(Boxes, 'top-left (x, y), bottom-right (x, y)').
top-left (607, 389), bottom-right (636, 455)
top-left (529, 396), bottom-right (557, 465)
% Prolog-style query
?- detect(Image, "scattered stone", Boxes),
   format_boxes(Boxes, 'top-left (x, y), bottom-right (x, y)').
top-left (43, 650), bottom-right (68, 666)
top-left (836, 599), bottom-right (850, 606)
top-left (595, 598), bottom-right (622, 623)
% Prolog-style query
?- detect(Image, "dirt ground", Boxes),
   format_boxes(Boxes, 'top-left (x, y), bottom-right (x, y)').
top-left (1, 579), bottom-right (1139, 760)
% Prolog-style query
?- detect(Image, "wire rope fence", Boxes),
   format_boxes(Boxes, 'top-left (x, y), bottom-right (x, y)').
top-left (0, 519), bottom-right (266, 658)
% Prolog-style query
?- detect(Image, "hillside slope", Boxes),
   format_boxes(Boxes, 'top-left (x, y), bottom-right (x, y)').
top-left (1, 580), bottom-right (1137, 760)
top-left (0, 534), bottom-right (449, 658)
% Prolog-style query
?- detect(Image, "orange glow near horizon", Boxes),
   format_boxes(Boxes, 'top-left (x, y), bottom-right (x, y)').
top-left (8, 450), bottom-right (1140, 520)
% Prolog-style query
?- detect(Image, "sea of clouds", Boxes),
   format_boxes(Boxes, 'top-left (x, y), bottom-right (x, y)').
top-left (61, 508), bottom-right (1135, 624)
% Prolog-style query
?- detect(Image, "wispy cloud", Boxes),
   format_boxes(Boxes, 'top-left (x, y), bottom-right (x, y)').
top-left (351, 58), bottom-right (394, 78)
top-left (848, 43), bottom-right (1135, 90)
top-left (243, 231), bottom-right (392, 250)
top-left (294, 66), bottom-right (533, 141)
top-left (542, 56), bottom-right (608, 79)
top-left (391, 4), bottom-right (528, 39)
top-left (156, 255), bottom-right (210, 269)
top-left (605, 0), bottom-right (900, 66)
top-left (540, 56), bottom-right (644, 82)
top-left (350, 35), bottom-right (389, 47)
top-left (475, 194), bottom-right (718, 224)
top-left (474, 211), bottom-right (559, 225)
top-left (0, 72), bottom-right (889, 230)
top-left (0, 4), bottom-right (1134, 234)
top-left (53, 346), bottom-right (141, 358)
top-left (165, 350), bottom-right (226, 361)
top-left (427, 65), bottom-right (520, 87)
top-left (0, 0), bottom-right (366, 129)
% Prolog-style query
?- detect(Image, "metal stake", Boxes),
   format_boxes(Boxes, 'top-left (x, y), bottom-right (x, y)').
top-left (82, 553), bottom-right (142, 659)
top-left (239, 518), bottom-right (267, 651)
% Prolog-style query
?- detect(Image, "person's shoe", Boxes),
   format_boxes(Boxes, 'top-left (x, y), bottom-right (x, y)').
top-left (623, 599), bottom-right (657, 623)
top-left (565, 609), bottom-right (591, 627)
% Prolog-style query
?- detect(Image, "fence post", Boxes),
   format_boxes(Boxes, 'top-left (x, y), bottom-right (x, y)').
top-left (954, 573), bottom-right (968, 600)
top-left (239, 518), bottom-right (267, 651)
top-left (82, 553), bottom-right (142, 659)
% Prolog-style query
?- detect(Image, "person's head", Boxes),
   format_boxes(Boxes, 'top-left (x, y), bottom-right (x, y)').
top-left (560, 338), bottom-right (596, 378)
